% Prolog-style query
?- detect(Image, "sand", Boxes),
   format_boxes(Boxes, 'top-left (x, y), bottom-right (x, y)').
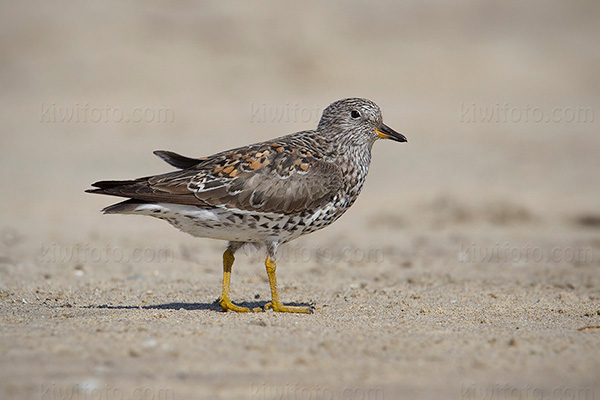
top-left (1, 1), bottom-right (599, 399)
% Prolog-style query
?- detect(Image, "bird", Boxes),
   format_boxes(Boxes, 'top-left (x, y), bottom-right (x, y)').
top-left (86, 98), bottom-right (407, 313)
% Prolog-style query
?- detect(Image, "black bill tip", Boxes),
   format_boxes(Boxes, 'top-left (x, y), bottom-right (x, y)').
top-left (376, 123), bottom-right (407, 142)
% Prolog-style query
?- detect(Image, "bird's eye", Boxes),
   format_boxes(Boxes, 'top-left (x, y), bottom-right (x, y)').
top-left (350, 110), bottom-right (361, 119)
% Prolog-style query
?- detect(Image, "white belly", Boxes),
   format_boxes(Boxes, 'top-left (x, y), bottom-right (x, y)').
top-left (128, 203), bottom-right (289, 243)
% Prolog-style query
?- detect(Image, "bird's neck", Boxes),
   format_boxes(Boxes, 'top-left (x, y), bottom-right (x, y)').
top-left (311, 131), bottom-right (373, 199)
top-left (334, 141), bottom-right (372, 203)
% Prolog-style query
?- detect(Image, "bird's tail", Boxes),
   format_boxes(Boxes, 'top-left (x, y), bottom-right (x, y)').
top-left (100, 199), bottom-right (149, 214)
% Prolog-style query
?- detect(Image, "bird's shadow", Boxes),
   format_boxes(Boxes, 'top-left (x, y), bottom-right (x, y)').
top-left (81, 299), bottom-right (311, 312)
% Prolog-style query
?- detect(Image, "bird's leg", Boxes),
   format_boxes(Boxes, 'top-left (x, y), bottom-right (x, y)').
top-left (218, 243), bottom-right (262, 313)
top-left (263, 255), bottom-right (313, 314)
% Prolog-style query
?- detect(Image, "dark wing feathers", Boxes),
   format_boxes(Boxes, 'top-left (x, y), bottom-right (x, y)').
top-left (89, 179), bottom-right (142, 190)
top-left (192, 158), bottom-right (341, 213)
top-left (87, 173), bottom-right (204, 206)
top-left (153, 150), bottom-right (204, 169)
top-left (88, 145), bottom-right (342, 214)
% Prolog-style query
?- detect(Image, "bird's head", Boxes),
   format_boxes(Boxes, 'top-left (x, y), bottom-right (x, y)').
top-left (317, 98), bottom-right (407, 148)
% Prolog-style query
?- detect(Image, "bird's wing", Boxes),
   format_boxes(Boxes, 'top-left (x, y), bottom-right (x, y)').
top-left (88, 142), bottom-right (343, 214)
top-left (153, 150), bottom-right (206, 169)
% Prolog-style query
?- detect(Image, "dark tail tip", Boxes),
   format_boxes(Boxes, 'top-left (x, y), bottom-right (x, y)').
top-left (154, 150), bottom-right (203, 169)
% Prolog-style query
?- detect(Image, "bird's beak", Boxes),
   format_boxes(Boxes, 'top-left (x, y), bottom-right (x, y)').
top-left (375, 123), bottom-right (407, 142)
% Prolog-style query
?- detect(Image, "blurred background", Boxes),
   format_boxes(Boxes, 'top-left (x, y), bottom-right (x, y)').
top-left (1, 1), bottom-right (599, 399)
top-left (1, 0), bottom-right (598, 237)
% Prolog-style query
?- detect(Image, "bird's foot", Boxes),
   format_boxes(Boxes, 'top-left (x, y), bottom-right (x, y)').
top-left (217, 297), bottom-right (263, 313)
top-left (263, 301), bottom-right (314, 314)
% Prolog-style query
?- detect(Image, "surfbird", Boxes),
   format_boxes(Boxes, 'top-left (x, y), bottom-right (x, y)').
top-left (87, 98), bottom-right (407, 313)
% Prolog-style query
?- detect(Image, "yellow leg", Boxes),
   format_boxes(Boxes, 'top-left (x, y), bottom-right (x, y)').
top-left (218, 248), bottom-right (262, 313)
top-left (263, 256), bottom-right (313, 314)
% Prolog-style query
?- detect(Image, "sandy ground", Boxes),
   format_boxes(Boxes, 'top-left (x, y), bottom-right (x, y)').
top-left (1, 1), bottom-right (600, 399)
